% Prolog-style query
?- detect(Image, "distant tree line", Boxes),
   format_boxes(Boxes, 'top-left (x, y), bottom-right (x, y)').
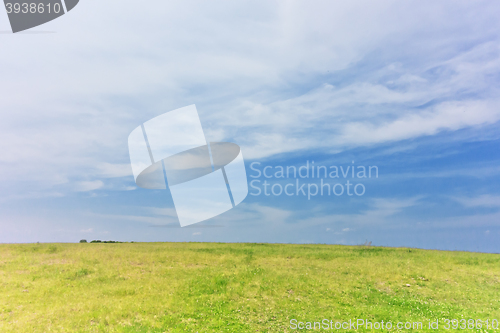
top-left (79, 240), bottom-right (133, 243)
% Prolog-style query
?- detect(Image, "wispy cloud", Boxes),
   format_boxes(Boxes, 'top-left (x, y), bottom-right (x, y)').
top-left (293, 197), bottom-right (422, 227)
top-left (74, 180), bottom-right (104, 192)
top-left (453, 195), bottom-right (500, 208)
top-left (95, 163), bottom-right (133, 178)
top-left (0, 1), bottom-right (499, 193)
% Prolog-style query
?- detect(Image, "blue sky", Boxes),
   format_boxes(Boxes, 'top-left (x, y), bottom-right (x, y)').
top-left (1, 0), bottom-right (500, 252)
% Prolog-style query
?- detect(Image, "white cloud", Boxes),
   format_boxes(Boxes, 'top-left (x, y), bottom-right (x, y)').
top-left (122, 186), bottom-right (136, 191)
top-left (453, 195), bottom-right (500, 208)
top-left (337, 100), bottom-right (500, 146)
top-left (205, 39), bottom-right (500, 158)
top-left (295, 197), bottom-right (421, 226)
top-left (95, 163), bottom-right (133, 178)
top-left (147, 207), bottom-right (179, 218)
top-left (0, 0), bottom-right (499, 197)
top-left (74, 180), bottom-right (104, 192)
top-left (89, 212), bottom-right (178, 226)
top-left (0, 191), bottom-right (65, 203)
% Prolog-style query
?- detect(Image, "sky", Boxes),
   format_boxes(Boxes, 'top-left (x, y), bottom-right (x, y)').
top-left (1, 0), bottom-right (500, 252)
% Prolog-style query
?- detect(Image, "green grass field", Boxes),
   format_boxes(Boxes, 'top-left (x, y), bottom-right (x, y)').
top-left (0, 242), bottom-right (499, 332)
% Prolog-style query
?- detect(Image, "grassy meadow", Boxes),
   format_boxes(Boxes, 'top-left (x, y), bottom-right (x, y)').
top-left (0, 242), bottom-right (499, 332)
